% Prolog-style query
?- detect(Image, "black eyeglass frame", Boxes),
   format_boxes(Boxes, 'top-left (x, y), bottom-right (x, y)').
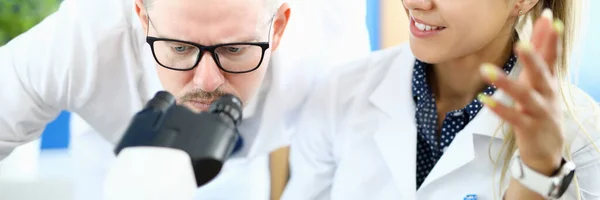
top-left (146, 37), bottom-right (270, 74)
top-left (145, 13), bottom-right (275, 74)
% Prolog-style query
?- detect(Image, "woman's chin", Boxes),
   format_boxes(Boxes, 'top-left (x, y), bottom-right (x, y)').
top-left (409, 42), bottom-right (447, 64)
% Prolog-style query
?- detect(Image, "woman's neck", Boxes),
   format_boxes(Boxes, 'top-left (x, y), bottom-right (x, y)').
top-left (430, 33), bottom-right (514, 110)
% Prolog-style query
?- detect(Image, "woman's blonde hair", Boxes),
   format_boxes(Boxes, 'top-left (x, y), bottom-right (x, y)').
top-left (492, 0), bottom-right (600, 199)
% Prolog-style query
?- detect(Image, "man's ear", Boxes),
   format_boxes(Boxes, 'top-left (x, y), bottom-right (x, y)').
top-left (270, 3), bottom-right (291, 52)
top-left (512, 0), bottom-right (540, 16)
top-left (134, 0), bottom-right (149, 34)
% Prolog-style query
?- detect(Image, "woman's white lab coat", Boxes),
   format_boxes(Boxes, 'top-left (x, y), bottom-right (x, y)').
top-left (282, 43), bottom-right (600, 200)
top-left (0, 0), bottom-right (371, 199)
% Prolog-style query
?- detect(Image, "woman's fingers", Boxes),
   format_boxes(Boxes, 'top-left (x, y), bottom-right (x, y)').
top-left (531, 9), bottom-right (553, 51)
top-left (541, 19), bottom-right (563, 76)
top-left (480, 63), bottom-right (549, 118)
top-left (477, 93), bottom-right (531, 129)
top-left (514, 41), bottom-right (555, 96)
top-left (524, 8), bottom-right (563, 78)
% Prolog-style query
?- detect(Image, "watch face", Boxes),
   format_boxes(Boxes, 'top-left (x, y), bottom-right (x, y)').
top-left (558, 169), bottom-right (576, 196)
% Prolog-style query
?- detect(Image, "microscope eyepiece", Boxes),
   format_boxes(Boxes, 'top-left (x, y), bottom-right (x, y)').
top-left (209, 94), bottom-right (243, 126)
top-left (145, 91), bottom-right (176, 113)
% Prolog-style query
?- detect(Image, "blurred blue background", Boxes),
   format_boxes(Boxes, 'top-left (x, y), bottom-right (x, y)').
top-left (2, 0), bottom-right (598, 150)
top-left (575, 0), bottom-right (600, 101)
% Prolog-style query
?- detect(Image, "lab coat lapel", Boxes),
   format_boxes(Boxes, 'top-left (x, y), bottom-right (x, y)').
top-left (418, 65), bottom-right (521, 189)
top-left (370, 46), bottom-right (419, 199)
top-left (418, 105), bottom-right (504, 189)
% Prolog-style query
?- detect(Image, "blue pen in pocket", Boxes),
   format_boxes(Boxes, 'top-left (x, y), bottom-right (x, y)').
top-left (463, 194), bottom-right (478, 200)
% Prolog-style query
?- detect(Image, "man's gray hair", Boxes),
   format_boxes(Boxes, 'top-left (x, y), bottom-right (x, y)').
top-left (262, 0), bottom-right (282, 24)
top-left (265, 0), bottom-right (282, 13)
top-left (143, 0), bottom-right (153, 9)
top-left (143, 0), bottom-right (281, 12)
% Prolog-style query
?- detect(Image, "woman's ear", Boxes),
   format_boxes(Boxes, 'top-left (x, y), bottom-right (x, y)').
top-left (269, 3), bottom-right (291, 51)
top-left (513, 0), bottom-right (540, 16)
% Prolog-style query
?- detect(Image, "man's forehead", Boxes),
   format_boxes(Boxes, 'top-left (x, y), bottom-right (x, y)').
top-left (149, 0), bottom-right (268, 44)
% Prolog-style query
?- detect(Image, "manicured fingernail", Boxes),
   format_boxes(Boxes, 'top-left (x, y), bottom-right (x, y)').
top-left (517, 40), bottom-right (533, 53)
top-left (480, 63), bottom-right (499, 82)
top-left (541, 8), bottom-right (553, 20)
top-left (478, 93), bottom-right (497, 108)
top-left (553, 19), bottom-right (564, 35)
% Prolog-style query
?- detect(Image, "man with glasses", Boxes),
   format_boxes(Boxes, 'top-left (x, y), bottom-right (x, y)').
top-left (143, 10), bottom-right (277, 112)
top-left (0, 0), bottom-right (371, 199)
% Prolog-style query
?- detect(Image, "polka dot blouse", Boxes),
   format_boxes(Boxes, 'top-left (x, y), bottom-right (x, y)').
top-left (412, 55), bottom-right (517, 188)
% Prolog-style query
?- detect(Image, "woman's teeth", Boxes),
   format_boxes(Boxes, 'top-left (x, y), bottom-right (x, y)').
top-left (415, 21), bottom-right (444, 31)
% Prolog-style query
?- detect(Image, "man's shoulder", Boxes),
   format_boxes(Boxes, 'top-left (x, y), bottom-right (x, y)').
top-left (51, 0), bottom-right (142, 47)
top-left (69, 0), bottom-right (137, 30)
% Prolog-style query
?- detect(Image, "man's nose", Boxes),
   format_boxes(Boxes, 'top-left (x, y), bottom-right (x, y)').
top-left (403, 0), bottom-right (433, 11)
top-left (192, 52), bottom-right (225, 92)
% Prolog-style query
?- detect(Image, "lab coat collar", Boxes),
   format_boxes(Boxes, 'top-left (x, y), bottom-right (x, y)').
top-left (418, 84), bottom-right (519, 189)
top-left (369, 44), bottom-right (416, 120)
top-left (369, 44), bottom-right (419, 199)
top-left (368, 43), bottom-right (522, 193)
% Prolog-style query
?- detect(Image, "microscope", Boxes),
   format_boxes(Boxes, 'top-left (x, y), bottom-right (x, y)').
top-left (103, 91), bottom-right (244, 200)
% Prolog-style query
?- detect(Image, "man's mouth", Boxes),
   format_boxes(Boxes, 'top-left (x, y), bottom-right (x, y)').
top-left (184, 99), bottom-right (216, 112)
top-left (178, 89), bottom-right (227, 112)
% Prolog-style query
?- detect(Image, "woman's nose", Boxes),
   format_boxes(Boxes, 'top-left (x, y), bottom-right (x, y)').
top-left (403, 0), bottom-right (434, 11)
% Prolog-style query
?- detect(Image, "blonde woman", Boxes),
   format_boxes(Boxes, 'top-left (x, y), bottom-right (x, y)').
top-left (282, 0), bottom-right (599, 199)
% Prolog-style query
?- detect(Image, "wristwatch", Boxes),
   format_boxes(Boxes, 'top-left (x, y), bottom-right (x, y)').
top-left (510, 151), bottom-right (576, 199)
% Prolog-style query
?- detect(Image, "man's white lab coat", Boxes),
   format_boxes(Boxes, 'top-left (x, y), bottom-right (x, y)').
top-left (0, 0), bottom-right (371, 199)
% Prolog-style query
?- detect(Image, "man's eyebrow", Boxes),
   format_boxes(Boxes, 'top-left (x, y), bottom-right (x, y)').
top-left (154, 33), bottom-right (182, 41)
top-left (153, 32), bottom-right (262, 45)
top-left (220, 35), bottom-right (262, 44)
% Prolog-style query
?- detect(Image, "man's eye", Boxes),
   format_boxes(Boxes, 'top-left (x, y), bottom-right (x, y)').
top-left (227, 47), bottom-right (242, 53)
top-left (173, 46), bottom-right (188, 52)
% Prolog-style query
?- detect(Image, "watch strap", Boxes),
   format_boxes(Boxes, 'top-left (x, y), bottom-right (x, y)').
top-left (510, 151), bottom-right (576, 199)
